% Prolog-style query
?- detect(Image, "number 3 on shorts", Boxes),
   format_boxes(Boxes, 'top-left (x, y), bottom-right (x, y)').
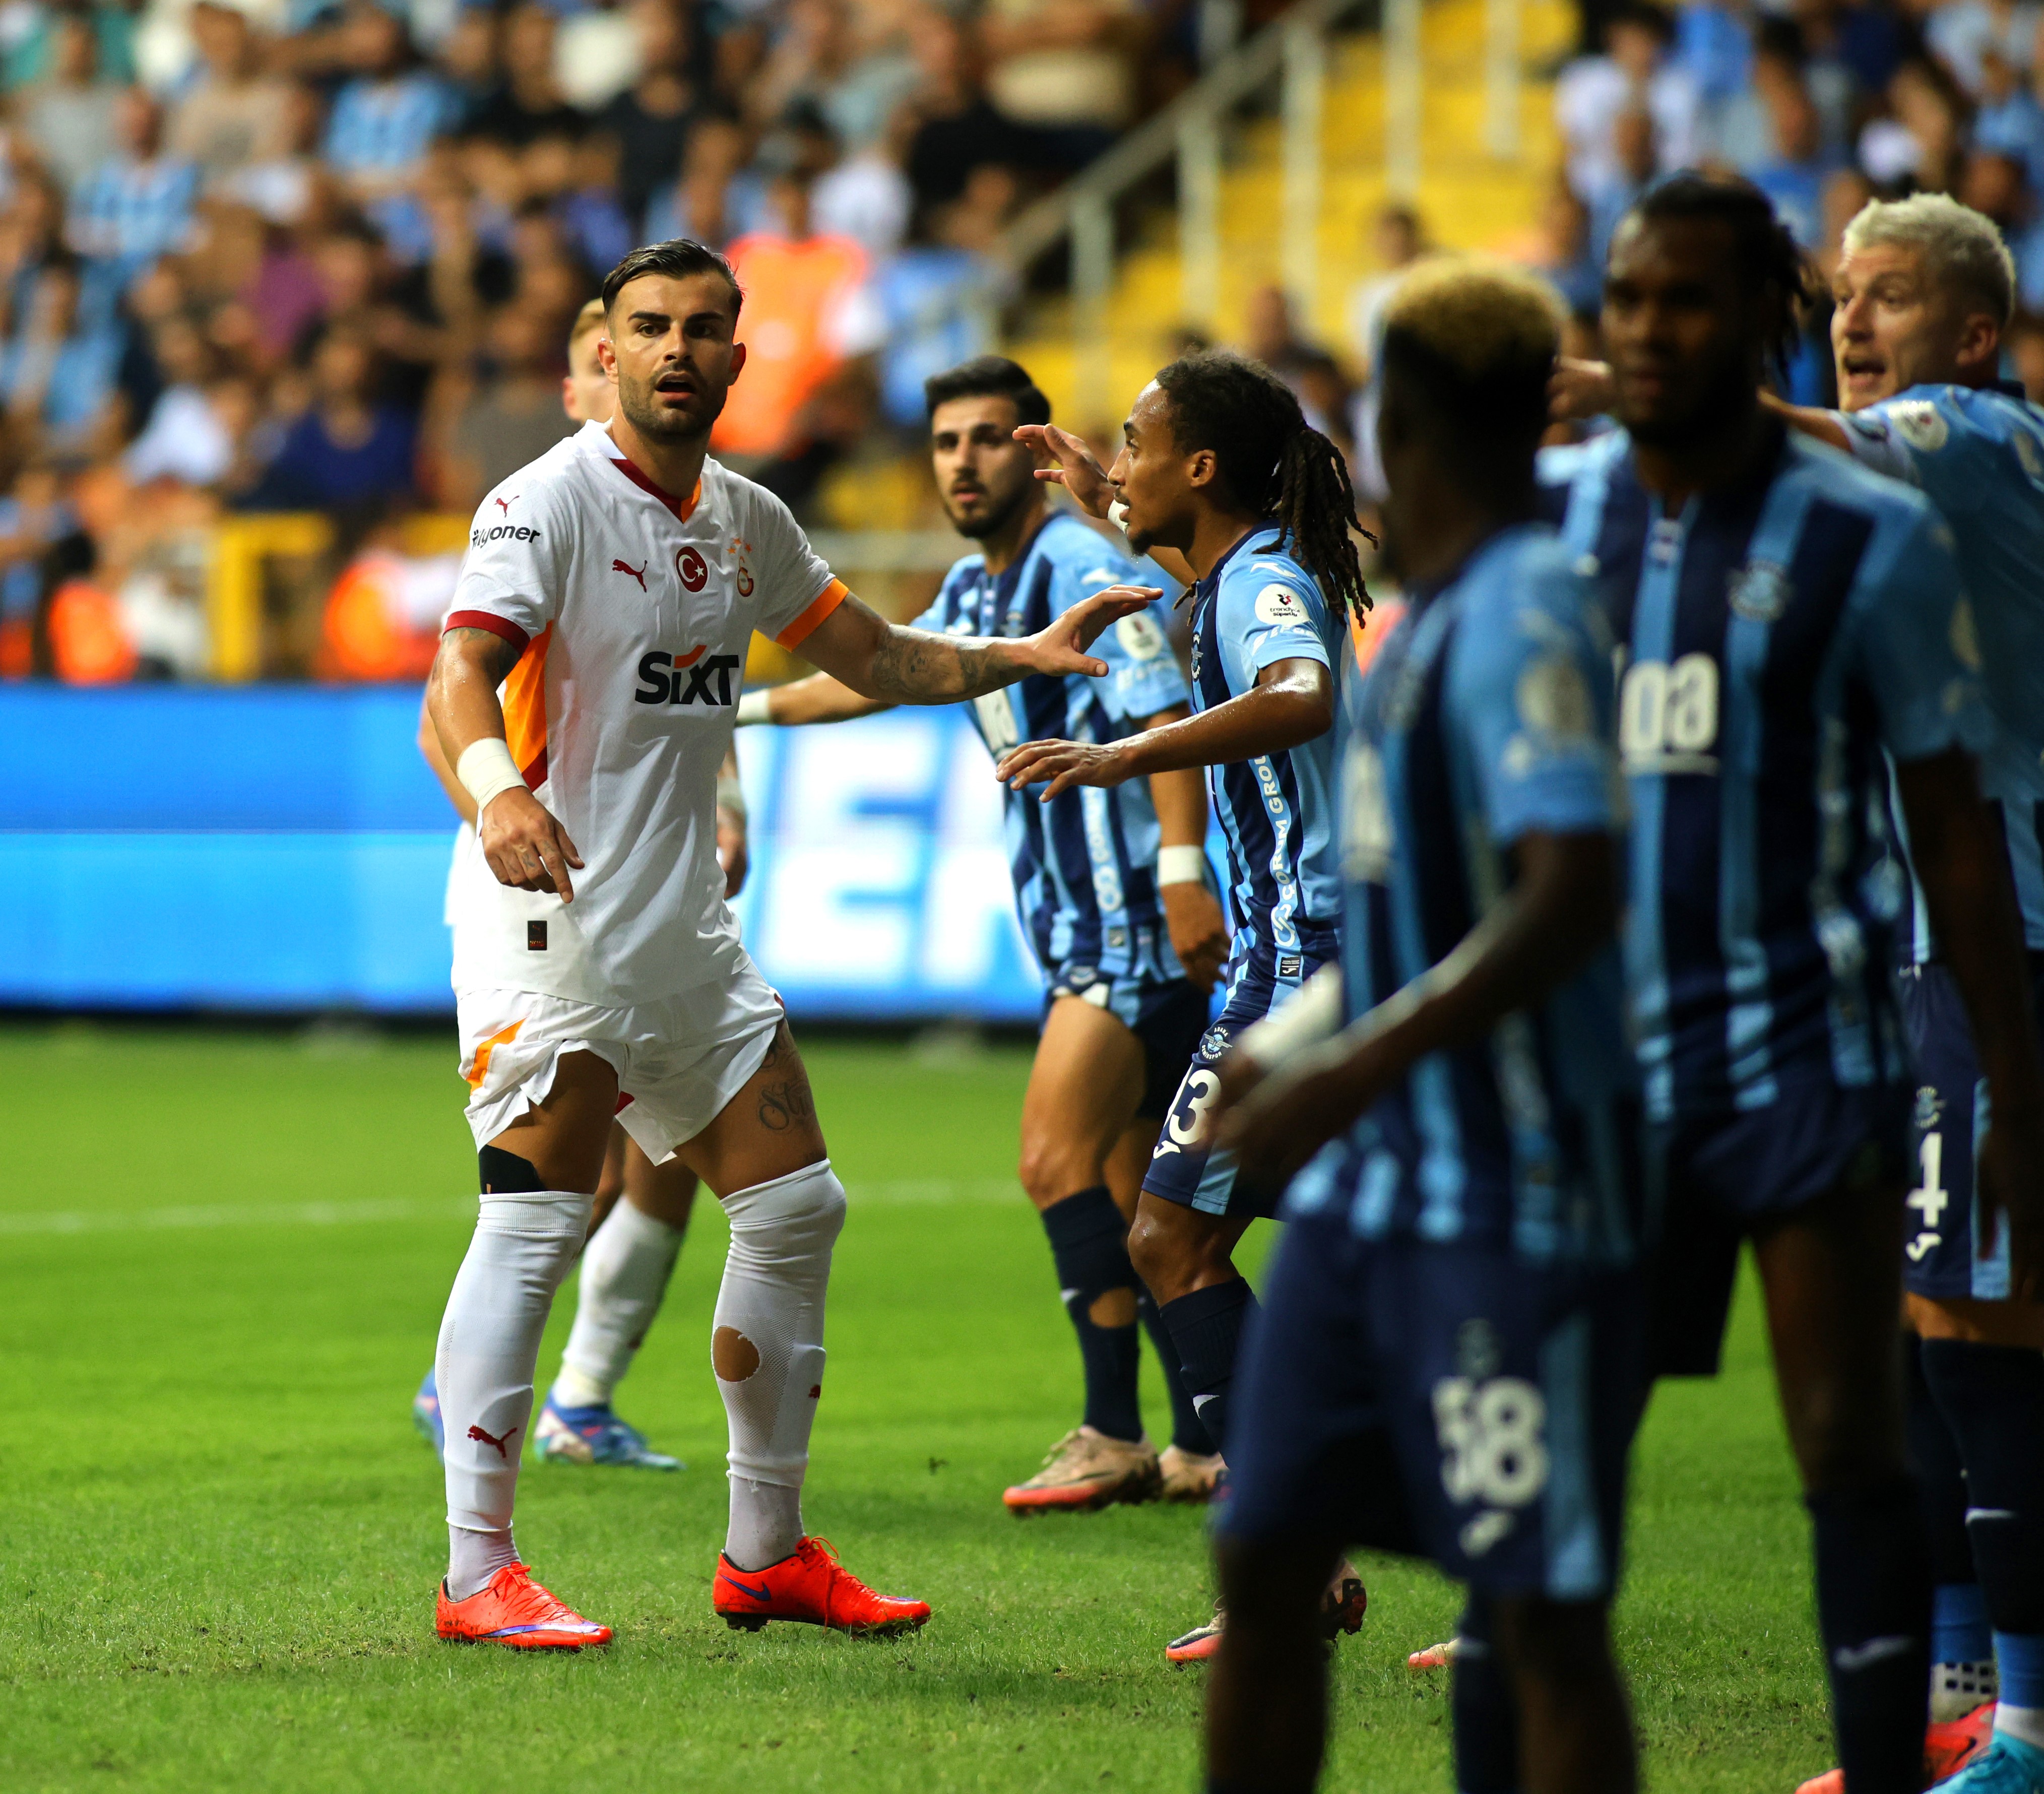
top-left (1152, 1068), bottom-right (1222, 1161)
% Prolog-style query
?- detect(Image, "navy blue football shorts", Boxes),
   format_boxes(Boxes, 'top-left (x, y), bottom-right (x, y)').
top-left (1219, 1202), bottom-right (1645, 1602)
top-left (1899, 957), bottom-right (2044, 1302)
top-left (1645, 1072), bottom-right (1911, 1377)
top-left (1141, 943), bottom-right (1328, 1221)
top-left (1041, 963), bottom-right (1211, 1123)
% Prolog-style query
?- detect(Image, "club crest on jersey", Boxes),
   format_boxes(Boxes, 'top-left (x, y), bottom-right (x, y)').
top-left (1890, 399), bottom-right (1949, 452)
top-left (1727, 559), bottom-right (1792, 623)
top-left (1199, 1023), bottom-right (1232, 1060)
top-left (1913, 1083), bottom-right (1945, 1132)
top-left (677, 545), bottom-right (709, 592)
top-left (635, 644), bottom-right (743, 706)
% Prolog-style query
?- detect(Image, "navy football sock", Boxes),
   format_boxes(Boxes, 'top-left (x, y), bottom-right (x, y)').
top-left (1139, 1284), bottom-right (1218, 1456)
top-left (1807, 1478), bottom-right (1933, 1794)
top-left (1922, 1337), bottom-right (2044, 1730)
top-left (1451, 1595), bottom-right (1521, 1794)
top-left (1160, 1278), bottom-right (1258, 1456)
top-left (1910, 1333), bottom-right (1979, 1597)
top-left (1041, 1187), bottom-right (1144, 1443)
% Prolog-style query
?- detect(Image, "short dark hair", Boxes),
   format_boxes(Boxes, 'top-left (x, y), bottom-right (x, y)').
top-left (602, 239), bottom-right (744, 323)
top-left (923, 355), bottom-right (1051, 427)
top-left (1625, 172), bottom-right (1811, 373)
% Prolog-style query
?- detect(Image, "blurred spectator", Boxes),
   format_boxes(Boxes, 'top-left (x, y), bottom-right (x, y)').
top-left (593, 0), bottom-right (705, 230)
top-left (1344, 202), bottom-right (1428, 366)
top-left (1243, 282), bottom-right (1351, 441)
top-left (1960, 146), bottom-right (2044, 300)
top-left (645, 111), bottom-right (769, 245)
top-left (717, 164), bottom-right (882, 465)
top-left (68, 91), bottom-right (199, 278)
top-left (1528, 180), bottom-right (1603, 317)
top-left (322, 4), bottom-right (455, 198)
top-left (240, 325), bottom-right (417, 510)
top-left (1795, 0), bottom-right (1907, 98)
top-left (1710, 18), bottom-right (1855, 169)
top-left (468, 5), bottom-right (585, 148)
top-left (4, 0), bottom-right (135, 92)
top-left (2008, 308), bottom-right (2044, 396)
top-left (123, 312), bottom-right (237, 486)
top-left (904, 12), bottom-right (1031, 207)
top-left (440, 301), bottom-right (577, 507)
top-left (1556, 3), bottom-right (1703, 197)
top-left (1748, 54), bottom-right (1849, 244)
top-left (0, 460), bottom-right (70, 675)
top-left (1859, 56), bottom-right (1970, 190)
top-left (1926, 0), bottom-right (2039, 96)
top-left (166, 2), bottom-right (296, 192)
top-left (1974, 46), bottom-right (2044, 192)
top-left (20, 14), bottom-right (122, 195)
top-left (872, 163), bottom-right (1012, 426)
top-left (2, 257), bottom-right (121, 457)
top-left (1587, 106), bottom-right (1660, 264)
top-left (557, 0), bottom-right (645, 112)
top-left (981, 0), bottom-right (1145, 169)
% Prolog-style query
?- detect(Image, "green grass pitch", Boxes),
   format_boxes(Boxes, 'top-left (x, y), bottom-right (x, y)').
top-left (3, 1022), bottom-right (1833, 1791)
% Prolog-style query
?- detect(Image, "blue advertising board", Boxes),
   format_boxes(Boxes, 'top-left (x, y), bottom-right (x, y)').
top-left (0, 685), bottom-right (1047, 1019)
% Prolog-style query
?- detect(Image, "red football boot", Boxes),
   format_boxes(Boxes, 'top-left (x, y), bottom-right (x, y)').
top-left (713, 1537), bottom-right (931, 1636)
top-left (435, 1563), bottom-right (612, 1650)
top-left (1926, 1702), bottom-right (1996, 1784)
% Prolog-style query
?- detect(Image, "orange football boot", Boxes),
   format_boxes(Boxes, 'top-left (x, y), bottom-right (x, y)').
top-left (714, 1536), bottom-right (931, 1636)
top-left (1793, 1702), bottom-right (1996, 1794)
top-left (435, 1563), bottom-right (612, 1650)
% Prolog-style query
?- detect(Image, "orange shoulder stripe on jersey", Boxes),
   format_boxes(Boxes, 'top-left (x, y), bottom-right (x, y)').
top-left (466, 1020), bottom-right (524, 1088)
top-left (446, 609), bottom-right (530, 654)
top-left (776, 579), bottom-right (849, 651)
top-left (500, 623), bottom-right (553, 790)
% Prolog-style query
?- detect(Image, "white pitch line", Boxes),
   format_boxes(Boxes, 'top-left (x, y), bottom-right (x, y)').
top-left (0, 1179), bottom-right (1018, 1238)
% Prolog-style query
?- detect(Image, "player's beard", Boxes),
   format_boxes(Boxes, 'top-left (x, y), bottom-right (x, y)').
top-left (946, 474), bottom-right (1032, 541)
top-left (617, 367), bottom-right (723, 445)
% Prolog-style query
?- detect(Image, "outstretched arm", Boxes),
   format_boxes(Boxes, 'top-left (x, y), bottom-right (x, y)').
top-left (1210, 830), bottom-right (1621, 1184)
top-left (1551, 355), bottom-right (1853, 452)
top-left (796, 585), bottom-right (1156, 703)
top-left (1895, 749), bottom-right (2044, 1300)
top-left (993, 658), bottom-right (1333, 799)
top-left (737, 671), bottom-right (894, 726)
top-left (427, 626), bottom-right (586, 901)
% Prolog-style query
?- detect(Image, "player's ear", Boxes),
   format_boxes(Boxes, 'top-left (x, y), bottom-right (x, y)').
top-left (1186, 447), bottom-right (1218, 490)
top-left (596, 333), bottom-right (617, 377)
top-left (729, 339), bottom-right (747, 384)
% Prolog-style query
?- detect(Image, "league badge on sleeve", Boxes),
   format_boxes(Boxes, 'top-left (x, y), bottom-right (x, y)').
top-left (1116, 612), bottom-right (1167, 660)
top-left (1889, 399), bottom-right (1949, 453)
top-left (1254, 586), bottom-right (1313, 629)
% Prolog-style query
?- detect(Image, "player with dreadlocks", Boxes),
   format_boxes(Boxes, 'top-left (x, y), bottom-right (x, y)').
top-left (1002, 350), bottom-right (1373, 1661)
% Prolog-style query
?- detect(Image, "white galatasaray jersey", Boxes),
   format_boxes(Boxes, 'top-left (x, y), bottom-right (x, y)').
top-left (444, 419), bottom-right (847, 1004)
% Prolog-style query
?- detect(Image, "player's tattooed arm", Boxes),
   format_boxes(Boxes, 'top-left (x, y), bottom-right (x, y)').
top-left (427, 625), bottom-right (586, 901)
top-left (995, 658), bottom-right (1333, 800)
top-left (1210, 830), bottom-right (1621, 1184)
top-left (798, 587), bottom-right (1158, 704)
top-left (1896, 749), bottom-right (2044, 1300)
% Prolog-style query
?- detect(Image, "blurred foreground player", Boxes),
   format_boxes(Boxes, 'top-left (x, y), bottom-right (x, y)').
top-left (998, 353), bottom-right (1372, 1659)
top-left (411, 298), bottom-right (740, 1472)
top-left (1772, 195), bottom-right (2044, 1794)
top-left (1543, 175), bottom-right (2044, 1794)
top-left (737, 354), bottom-right (1230, 1510)
top-left (424, 238), bottom-right (1154, 1649)
top-left (1203, 259), bottom-right (1642, 1794)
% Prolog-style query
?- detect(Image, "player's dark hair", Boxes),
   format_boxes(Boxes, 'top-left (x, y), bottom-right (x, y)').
top-left (1627, 173), bottom-right (1811, 377)
top-left (923, 355), bottom-right (1051, 428)
top-left (1153, 350), bottom-right (1370, 621)
top-left (602, 239), bottom-right (745, 323)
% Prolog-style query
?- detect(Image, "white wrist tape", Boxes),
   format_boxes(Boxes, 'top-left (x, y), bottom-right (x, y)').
top-left (735, 688), bottom-right (772, 726)
top-left (1157, 845), bottom-right (1208, 886)
top-left (716, 773), bottom-right (747, 820)
top-left (1238, 966), bottom-right (1343, 1072)
top-left (455, 736), bottom-right (526, 816)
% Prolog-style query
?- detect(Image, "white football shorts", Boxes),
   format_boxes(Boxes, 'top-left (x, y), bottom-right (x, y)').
top-left (456, 955), bottom-right (784, 1164)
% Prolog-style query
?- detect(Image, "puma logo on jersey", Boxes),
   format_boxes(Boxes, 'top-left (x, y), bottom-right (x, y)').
top-left (635, 648), bottom-right (744, 706)
top-left (613, 558), bottom-right (648, 591)
top-left (494, 495), bottom-right (514, 514)
top-left (467, 1423), bottom-right (515, 1459)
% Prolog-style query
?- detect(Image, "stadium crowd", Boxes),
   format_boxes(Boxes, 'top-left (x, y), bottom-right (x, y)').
top-left (0, 0), bottom-right (1209, 682)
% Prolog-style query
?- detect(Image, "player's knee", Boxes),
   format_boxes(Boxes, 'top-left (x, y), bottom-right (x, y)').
top-left (724, 1157), bottom-right (846, 1266)
top-left (1129, 1204), bottom-right (1229, 1302)
top-left (1017, 1135), bottom-right (1097, 1208)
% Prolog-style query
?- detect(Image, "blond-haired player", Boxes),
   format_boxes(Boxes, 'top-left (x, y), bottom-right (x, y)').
top-left (426, 238), bottom-right (1155, 1649)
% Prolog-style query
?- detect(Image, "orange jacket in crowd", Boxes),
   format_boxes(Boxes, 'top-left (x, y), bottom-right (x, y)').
top-left (714, 230), bottom-right (871, 460)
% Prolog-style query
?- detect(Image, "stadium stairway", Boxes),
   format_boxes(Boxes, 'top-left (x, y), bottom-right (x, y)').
top-left (1003, 0), bottom-right (1576, 431)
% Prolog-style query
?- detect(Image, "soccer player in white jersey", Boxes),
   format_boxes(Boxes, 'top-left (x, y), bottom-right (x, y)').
top-left (425, 238), bottom-right (1156, 1649)
top-left (411, 298), bottom-right (736, 1473)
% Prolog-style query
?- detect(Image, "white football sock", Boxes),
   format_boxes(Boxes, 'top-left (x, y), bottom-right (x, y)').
top-left (449, 1525), bottom-right (520, 1597)
top-left (436, 1187), bottom-right (590, 1599)
top-left (553, 1199), bottom-right (684, 1409)
top-left (1998, 1704), bottom-right (2044, 1751)
top-left (712, 1159), bottom-right (846, 1571)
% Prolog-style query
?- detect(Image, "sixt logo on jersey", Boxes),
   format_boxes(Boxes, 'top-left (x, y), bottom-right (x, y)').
top-left (635, 645), bottom-right (744, 706)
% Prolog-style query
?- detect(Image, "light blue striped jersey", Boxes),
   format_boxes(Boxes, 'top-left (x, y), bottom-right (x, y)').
top-left (1540, 425), bottom-right (1995, 1122)
top-left (1288, 524), bottom-right (1638, 1263)
top-left (1188, 526), bottom-right (1343, 965)
top-left (915, 511), bottom-right (1191, 981)
top-left (1837, 382), bottom-right (2044, 954)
